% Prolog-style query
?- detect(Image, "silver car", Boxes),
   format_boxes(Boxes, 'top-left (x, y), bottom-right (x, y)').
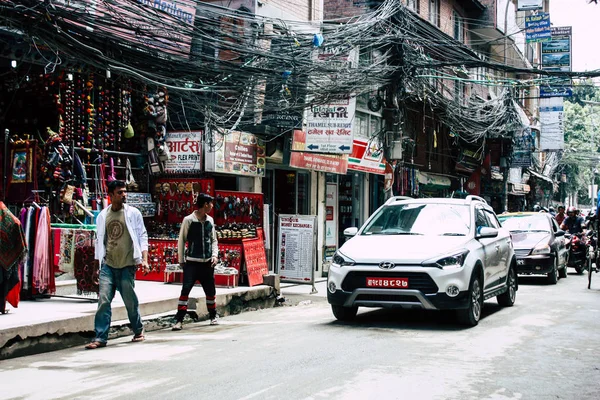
top-left (327, 196), bottom-right (517, 326)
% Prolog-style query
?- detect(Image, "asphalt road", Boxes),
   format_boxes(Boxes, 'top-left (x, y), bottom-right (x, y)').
top-left (2, 271), bottom-right (600, 400)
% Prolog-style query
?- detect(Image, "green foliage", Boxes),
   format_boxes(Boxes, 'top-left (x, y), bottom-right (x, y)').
top-left (560, 80), bottom-right (600, 201)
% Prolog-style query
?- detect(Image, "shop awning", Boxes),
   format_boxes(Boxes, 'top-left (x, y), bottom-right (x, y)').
top-left (527, 169), bottom-right (554, 185)
top-left (418, 172), bottom-right (452, 189)
top-left (509, 183), bottom-right (531, 196)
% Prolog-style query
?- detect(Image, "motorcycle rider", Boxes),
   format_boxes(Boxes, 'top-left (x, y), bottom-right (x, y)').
top-left (560, 206), bottom-right (586, 235)
top-left (555, 205), bottom-right (566, 226)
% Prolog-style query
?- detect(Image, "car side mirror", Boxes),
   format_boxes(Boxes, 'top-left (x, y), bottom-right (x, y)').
top-left (476, 226), bottom-right (498, 239)
top-left (343, 227), bottom-right (358, 237)
top-left (555, 230), bottom-right (565, 237)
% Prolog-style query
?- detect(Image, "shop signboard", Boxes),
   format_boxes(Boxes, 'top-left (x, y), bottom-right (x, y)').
top-left (541, 26), bottom-right (572, 97)
top-left (277, 215), bottom-right (317, 284)
top-left (290, 130), bottom-right (348, 174)
top-left (242, 238), bottom-right (269, 287)
top-left (525, 13), bottom-right (551, 43)
top-left (511, 128), bottom-right (534, 167)
top-left (164, 130), bottom-right (202, 173)
top-left (325, 183), bottom-right (338, 261)
top-left (205, 130), bottom-right (266, 177)
top-left (305, 97), bottom-right (356, 154)
top-left (261, 110), bottom-right (303, 129)
top-left (540, 97), bottom-right (565, 151)
top-left (39, 0), bottom-right (197, 59)
top-left (517, 0), bottom-right (543, 11)
top-left (348, 138), bottom-right (386, 175)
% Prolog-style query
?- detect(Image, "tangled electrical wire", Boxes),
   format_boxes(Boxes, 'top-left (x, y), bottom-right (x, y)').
top-left (1, 0), bottom-right (599, 145)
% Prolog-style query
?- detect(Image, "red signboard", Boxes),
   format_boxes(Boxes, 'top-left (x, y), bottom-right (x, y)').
top-left (348, 138), bottom-right (386, 175)
top-left (242, 238), bottom-right (269, 287)
top-left (290, 130), bottom-right (348, 174)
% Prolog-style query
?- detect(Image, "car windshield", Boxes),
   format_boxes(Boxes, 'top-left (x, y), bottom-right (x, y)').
top-left (498, 215), bottom-right (550, 233)
top-left (361, 203), bottom-right (471, 236)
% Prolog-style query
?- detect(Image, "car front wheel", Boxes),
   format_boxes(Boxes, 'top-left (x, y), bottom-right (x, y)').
top-left (331, 305), bottom-right (358, 321)
top-left (457, 273), bottom-right (483, 326)
top-left (547, 256), bottom-right (559, 285)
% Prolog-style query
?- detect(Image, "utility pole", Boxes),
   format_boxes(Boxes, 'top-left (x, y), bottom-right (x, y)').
top-left (501, 0), bottom-right (512, 212)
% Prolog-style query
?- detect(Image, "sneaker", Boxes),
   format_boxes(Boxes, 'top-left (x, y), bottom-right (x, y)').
top-left (210, 316), bottom-right (219, 326)
top-left (172, 321), bottom-right (183, 331)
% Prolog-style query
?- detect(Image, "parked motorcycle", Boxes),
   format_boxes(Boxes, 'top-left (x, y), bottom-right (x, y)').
top-left (565, 231), bottom-right (594, 274)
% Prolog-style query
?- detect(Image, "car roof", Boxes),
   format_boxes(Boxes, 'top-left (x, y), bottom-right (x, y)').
top-left (386, 197), bottom-right (494, 211)
top-left (498, 212), bottom-right (549, 218)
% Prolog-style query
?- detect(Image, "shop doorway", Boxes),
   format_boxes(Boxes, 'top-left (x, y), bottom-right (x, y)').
top-left (262, 169), bottom-right (311, 271)
top-left (338, 173), bottom-right (364, 246)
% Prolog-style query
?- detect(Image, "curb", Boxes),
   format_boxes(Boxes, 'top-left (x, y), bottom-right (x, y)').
top-left (0, 286), bottom-right (276, 360)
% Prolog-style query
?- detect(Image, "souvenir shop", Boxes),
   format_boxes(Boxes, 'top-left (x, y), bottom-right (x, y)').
top-left (0, 63), bottom-right (269, 313)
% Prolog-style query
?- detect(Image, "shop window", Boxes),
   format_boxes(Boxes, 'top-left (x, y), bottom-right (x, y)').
top-left (429, 0), bottom-right (440, 27)
top-left (453, 11), bottom-right (464, 42)
top-left (406, 0), bottom-right (418, 12)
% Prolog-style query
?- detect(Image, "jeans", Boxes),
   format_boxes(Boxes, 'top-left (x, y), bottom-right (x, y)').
top-left (93, 264), bottom-right (143, 343)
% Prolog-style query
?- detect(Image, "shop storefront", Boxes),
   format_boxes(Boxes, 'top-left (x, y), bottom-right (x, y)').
top-left (417, 171), bottom-right (453, 197)
top-left (0, 60), bottom-right (275, 314)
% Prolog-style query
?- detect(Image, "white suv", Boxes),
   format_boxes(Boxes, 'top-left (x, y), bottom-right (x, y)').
top-left (327, 196), bottom-right (517, 326)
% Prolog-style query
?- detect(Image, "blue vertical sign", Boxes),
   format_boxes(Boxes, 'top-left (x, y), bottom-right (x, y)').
top-left (525, 13), bottom-right (551, 43)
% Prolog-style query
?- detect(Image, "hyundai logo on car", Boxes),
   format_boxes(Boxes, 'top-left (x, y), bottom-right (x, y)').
top-left (379, 261), bottom-right (396, 270)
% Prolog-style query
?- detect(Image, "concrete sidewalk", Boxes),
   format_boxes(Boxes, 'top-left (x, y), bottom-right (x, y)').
top-left (0, 277), bottom-right (327, 360)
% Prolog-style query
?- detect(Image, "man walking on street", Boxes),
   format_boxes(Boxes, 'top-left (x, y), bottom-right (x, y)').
top-left (172, 193), bottom-right (219, 330)
top-left (85, 180), bottom-right (149, 349)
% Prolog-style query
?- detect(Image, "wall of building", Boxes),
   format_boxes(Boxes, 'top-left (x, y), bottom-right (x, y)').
top-left (323, 0), bottom-right (367, 19)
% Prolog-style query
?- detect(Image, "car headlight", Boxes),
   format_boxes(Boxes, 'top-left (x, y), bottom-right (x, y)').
top-left (332, 251), bottom-right (355, 267)
top-left (531, 243), bottom-right (551, 255)
top-left (423, 250), bottom-right (469, 270)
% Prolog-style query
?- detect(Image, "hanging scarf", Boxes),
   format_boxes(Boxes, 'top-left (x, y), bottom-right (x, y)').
top-left (0, 201), bottom-right (27, 271)
top-left (72, 153), bottom-right (87, 188)
top-left (73, 229), bottom-right (98, 295)
top-left (33, 207), bottom-right (55, 294)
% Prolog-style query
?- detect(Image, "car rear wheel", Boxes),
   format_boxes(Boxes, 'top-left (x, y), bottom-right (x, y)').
top-left (497, 267), bottom-right (517, 307)
top-left (331, 305), bottom-right (358, 321)
top-left (547, 256), bottom-right (558, 285)
top-left (457, 273), bottom-right (483, 326)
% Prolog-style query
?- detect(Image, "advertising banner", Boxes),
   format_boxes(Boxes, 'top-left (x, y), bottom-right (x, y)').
top-left (517, 0), bottom-right (543, 11)
top-left (305, 97), bottom-right (356, 154)
top-left (525, 13), bottom-right (551, 43)
top-left (277, 215), bottom-right (317, 284)
top-left (290, 130), bottom-right (348, 174)
top-left (348, 138), bottom-right (386, 175)
top-left (164, 130), bottom-right (203, 172)
top-left (242, 239), bottom-right (269, 287)
top-left (540, 97), bottom-right (565, 151)
top-left (541, 26), bottom-right (572, 97)
top-left (205, 130), bottom-right (266, 177)
top-left (511, 128), bottom-right (534, 167)
top-left (42, 0), bottom-right (197, 59)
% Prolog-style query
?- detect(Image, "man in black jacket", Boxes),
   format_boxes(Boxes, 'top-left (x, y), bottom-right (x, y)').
top-left (172, 193), bottom-right (219, 330)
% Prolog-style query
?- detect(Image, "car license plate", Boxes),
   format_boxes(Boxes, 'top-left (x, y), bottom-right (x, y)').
top-left (366, 277), bottom-right (408, 288)
top-left (517, 259), bottom-right (525, 265)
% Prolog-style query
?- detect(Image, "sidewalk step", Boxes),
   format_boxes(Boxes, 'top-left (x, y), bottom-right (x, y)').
top-left (0, 286), bottom-right (276, 360)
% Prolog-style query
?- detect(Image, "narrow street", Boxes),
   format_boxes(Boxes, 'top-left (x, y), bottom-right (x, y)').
top-left (2, 272), bottom-right (600, 400)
